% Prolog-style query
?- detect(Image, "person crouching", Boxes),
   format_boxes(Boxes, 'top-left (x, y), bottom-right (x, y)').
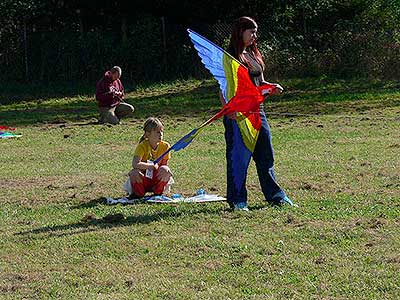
top-left (95, 66), bottom-right (134, 124)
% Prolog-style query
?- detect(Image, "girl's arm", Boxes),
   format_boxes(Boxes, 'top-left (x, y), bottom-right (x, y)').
top-left (132, 155), bottom-right (158, 170)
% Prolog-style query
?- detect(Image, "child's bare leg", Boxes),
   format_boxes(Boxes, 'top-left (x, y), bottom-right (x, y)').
top-left (153, 166), bottom-right (172, 195)
top-left (157, 165), bottom-right (173, 182)
top-left (129, 169), bottom-right (145, 197)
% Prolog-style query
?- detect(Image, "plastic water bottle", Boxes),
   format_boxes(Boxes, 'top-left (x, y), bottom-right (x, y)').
top-left (196, 188), bottom-right (205, 195)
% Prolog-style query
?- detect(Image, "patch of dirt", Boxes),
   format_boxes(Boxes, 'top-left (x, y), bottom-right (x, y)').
top-left (0, 272), bottom-right (43, 296)
top-left (0, 177), bottom-right (94, 191)
top-left (203, 260), bottom-right (223, 271)
top-left (388, 143), bottom-right (400, 148)
top-left (247, 183), bottom-right (260, 191)
top-left (81, 213), bottom-right (97, 222)
top-left (231, 253), bottom-right (251, 267)
top-left (385, 255), bottom-right (400, 264)
top-left (80, 212), bottom-right (126, 224)
top-left (0, 176), bottom-right (102, 206)
top-left (284, 213), bottom-right (306, 227)
top-left (297, 181), bottom-right (323, 191)
top-left (368, 218), bottom-right (387, 229)
top-left (314, 256), bottom-right (327, 265)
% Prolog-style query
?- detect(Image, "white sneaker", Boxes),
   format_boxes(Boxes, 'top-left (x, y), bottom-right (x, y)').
top-left (234, 203), bottom-right (249, 211)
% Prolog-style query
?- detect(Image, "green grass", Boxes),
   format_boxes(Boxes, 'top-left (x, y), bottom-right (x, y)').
top-left (0, 78), bottom-right (399, 299)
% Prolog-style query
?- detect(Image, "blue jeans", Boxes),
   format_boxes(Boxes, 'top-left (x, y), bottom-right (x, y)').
top-left (223, 111), bottom-right (286, 208)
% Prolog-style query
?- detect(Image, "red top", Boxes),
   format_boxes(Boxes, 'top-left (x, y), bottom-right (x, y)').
top-left (95, 71), bottom-right (125, 107)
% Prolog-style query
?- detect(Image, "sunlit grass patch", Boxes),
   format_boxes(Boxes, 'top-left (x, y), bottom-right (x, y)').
top-left (0, 78), bottom-right (399, 299)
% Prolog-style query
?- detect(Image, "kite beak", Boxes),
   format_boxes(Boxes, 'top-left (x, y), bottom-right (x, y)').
top-left (258, 83), bottom-right (284, 96)
top-left (259, 85), bottom-right (275, 96)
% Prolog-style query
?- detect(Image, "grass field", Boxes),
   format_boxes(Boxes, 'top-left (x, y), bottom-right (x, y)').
top-left (0, 78), bottom-right (399, 299)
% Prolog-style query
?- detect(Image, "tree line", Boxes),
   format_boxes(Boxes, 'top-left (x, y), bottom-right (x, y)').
top-left (1, 0), bottom-right (399, 85)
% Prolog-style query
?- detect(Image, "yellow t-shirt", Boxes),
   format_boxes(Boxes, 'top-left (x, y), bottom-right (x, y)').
top-left (134, 140), bottom-right (171, 164)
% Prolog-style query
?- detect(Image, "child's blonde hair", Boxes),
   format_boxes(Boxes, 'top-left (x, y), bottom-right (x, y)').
top-left (139, 117), bottom-right (164, 143)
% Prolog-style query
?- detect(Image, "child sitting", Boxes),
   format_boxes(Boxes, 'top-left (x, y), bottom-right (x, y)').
top-left (127, 117), bottom-right (173, 198)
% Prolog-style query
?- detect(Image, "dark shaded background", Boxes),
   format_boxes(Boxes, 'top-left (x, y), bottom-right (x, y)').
top-left (1, 0), bottom-right (399, 88)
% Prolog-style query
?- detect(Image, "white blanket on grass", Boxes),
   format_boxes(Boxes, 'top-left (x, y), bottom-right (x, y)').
top-left (105, 194), bottom-right (226, 205)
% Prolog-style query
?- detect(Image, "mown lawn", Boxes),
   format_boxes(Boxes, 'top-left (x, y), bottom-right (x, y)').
top-left (0, 78), bottom-right (399, 299)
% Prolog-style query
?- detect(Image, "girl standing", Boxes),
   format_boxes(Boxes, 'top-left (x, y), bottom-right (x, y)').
top-left (222, 16), bottom-right (293, 210)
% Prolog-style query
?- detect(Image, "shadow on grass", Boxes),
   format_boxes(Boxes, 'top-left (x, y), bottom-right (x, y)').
top-left (17, 212), bottom-right (181, 237)
top-left (16, 196), bottom-right (293, 239)
top-left (0, 82), bottom-right (96, 105)
top-left (16, 202), bottom-right (230, 238)
top-left (0, 83), bottom-right (221, 127)
top-left (70, 196), bottom-right (148, 209)
top-left (2, 79), bottom-right (400, 127)
top-left (69, 197), bottom-right (108, 209)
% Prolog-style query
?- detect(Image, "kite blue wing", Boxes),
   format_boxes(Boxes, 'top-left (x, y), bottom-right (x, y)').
top-left (188, 28), bottom-right (244, 104)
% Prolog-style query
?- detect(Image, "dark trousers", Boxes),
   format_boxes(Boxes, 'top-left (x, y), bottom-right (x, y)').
top-left (224, 111), bottom-right (286, 207)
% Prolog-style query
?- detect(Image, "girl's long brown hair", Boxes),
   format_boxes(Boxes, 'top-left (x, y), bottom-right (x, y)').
top-left (227, 16), bottom-right (265, 70)
top-left (139, 117), bottom-right (164, 143)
